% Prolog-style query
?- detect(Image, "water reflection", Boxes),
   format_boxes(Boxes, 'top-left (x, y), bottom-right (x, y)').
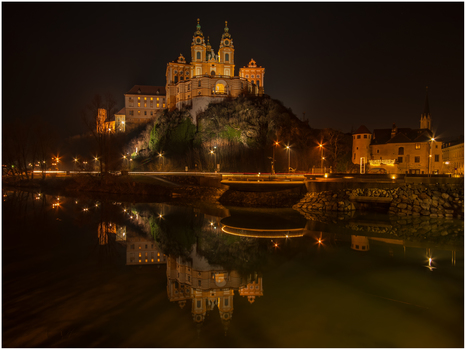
top-left (2, 189), bottom-right (464, 347)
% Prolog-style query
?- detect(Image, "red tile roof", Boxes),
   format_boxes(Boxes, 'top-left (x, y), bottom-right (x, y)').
top-left (115, 107), bottom-right (126, 115)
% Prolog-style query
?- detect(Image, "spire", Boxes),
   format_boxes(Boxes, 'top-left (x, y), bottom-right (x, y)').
top-left (423, 86), bottom-right (430, 116)
top-left (420, 86), bottom-right (432, 130)
top-left (193, 18), bottom-right (204, 38)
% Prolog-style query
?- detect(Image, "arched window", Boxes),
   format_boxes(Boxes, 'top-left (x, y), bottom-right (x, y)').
top-left (196, 52), bottom-right (201, 60)
top-left (256, 80), bottom-right (260, 86)
top-left (398, 147), bottom-right (404, 155)
top-left (211, 70), bottom-right (215, 76)
top-left (174, 76), bottom-right (178, 83)
top-left (198, 80), bottom-right (201, 87)
top-left (225, 53), bottom-right (229, 62)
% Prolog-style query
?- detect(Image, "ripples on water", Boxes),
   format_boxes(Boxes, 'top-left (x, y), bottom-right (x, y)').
top-left (2, 190), bottom-right (464, 347)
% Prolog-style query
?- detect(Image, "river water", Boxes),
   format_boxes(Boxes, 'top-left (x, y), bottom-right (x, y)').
top-left (2, 190), bottom-right (464, 347)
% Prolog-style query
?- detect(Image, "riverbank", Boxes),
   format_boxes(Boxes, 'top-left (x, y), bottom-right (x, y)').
top-left (294, 183), bottom-right (464, 218)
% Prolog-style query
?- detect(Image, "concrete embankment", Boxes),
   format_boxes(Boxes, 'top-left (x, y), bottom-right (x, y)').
top-left (294, 182), bottom-right (464, 218)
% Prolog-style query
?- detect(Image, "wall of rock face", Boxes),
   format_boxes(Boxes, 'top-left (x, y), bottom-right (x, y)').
top-left (293, 183), bottom-right (464, 218)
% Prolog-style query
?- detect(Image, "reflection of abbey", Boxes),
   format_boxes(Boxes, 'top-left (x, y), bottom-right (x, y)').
top-left (110, 19), bottom-right (265, 132)
top-left (166, 245), bottom-right (263, 335)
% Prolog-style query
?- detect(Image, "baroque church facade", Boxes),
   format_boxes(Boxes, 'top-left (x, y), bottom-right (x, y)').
top-left (165, 19), bottom-right (264, 121)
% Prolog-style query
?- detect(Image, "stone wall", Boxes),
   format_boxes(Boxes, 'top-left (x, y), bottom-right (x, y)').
top-left (294, 183), bottom-right (464, 218)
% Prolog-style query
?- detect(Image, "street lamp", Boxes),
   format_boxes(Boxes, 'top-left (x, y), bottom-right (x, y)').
top-left (286, 145), bottom-right (291, 172)
top-left (74, 158), bottom-right (78, 171)
top-left (272, 141), bottom-right (279, 175)
top-left (210, 148), bottom-right (217, 173)
top-left (429, 137), bottom-right (435, 176)
top-left (159, 152), bottom-right (164, 171)
top-left (319, 144), bottom-right (324, 173)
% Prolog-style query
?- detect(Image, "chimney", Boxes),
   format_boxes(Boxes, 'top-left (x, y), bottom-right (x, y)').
top-left (391, 123), bottom-right (397, 138)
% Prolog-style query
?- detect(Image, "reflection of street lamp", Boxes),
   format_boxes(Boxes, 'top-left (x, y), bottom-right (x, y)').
top-left (159, 152), bottom-right (164, 171)
top-left (54, 156), bottom-right (60, 171)
top-left (286, 145), bottom-right (291, 172)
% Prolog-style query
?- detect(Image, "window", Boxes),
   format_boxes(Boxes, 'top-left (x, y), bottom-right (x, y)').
top-left (364, 135), bottom-right (367, 138)
top-left (163, 104), bottom-right (166, 107)
top-left (376, 149), bottom-right (379, 153)
top-left (198, 280), bottom-right (201, 287)
top-left (435, 154), bottom-right (439, 162)
top-left (415, 156), bottom-right (420, 163)
top-left (144, 97), bottom-right (146, 101)
top-left (144, 111), bottom-right (147, 116)
top-left (356, 245), bottom-right (359, 249)
top-left (144, 103), bottom-right (147, 107)
top-left (157, 103), bottom-right (160, 108)
top-left (197, 300), bottom-right (201, 308)
top-left (252, 75), bottom-right (255, 78)
top-left (129, 110), bottom-right (134, 116)
top-left (138, 111), bottom-right (141, 115)
top-left (415, 144), bottom-right (420, 150)
top-left (246, 75), bottom-right (249, 78)
top-left (225, 53), bottom-right (229, 62)
top-left (398, 157), bottom-right (403, 163)
top-left (138, 103), bottom-right (140, 107)
top-left (138, 245), bottom-right (141, 249)
top-left (130, 244), bottom-right (135, 249)
top-left (357, 135), bottom-right (361, 139)
top-left (196, 52), bottom-right (201, 60)
top-left (353, 153), bottom-right (356, 160)
top-left (256, 80), bottom-right (259, 86)
top-left (225, 298), bottom-right (229, 306)
top-left (198, 80), bottom-right (201, 87)
top-left (435, 145), bottom-right (438, 149)
top-left (139, 253), bottom-right (141, 257)
top-left (151, 111), bottom-right (153, 116)
top-left (398, 147), bottom-right (404, 155)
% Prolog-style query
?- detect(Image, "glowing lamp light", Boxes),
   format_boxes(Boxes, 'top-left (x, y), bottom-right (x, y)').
top-left (391, 175), bottom-right (396, 180)
top-left (324, 173), bottom-right (328, 178)
top-left (159, 214), bottom-right (163, 218)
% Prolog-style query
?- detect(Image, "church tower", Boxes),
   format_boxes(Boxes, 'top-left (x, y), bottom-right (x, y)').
top-left (420, 86), bottom-right (432, 131)
top-left (218, 21), bottom-right (235, 77)
top-left (191, 19), bottom-right (206, 76)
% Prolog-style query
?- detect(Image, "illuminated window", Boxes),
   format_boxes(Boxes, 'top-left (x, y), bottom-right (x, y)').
top-left (144, 103), bottom-right (147, 107)
top-left (138, 103), bottom-right (140, 107)
top-left (139, 245), bottom-right (141, 249)
top-left (151, 259), bottom-right (154, 262)
top-left (157, 258), bottom-right (160, 262)
top-left (145, 259), bottom-right (148, 263)
top-left (157, 252), bottom-right (160, 256)
top-left (139, 259), bottom-right (141, 263)
top-left (138, 97), bottom-right (140, 101)
top-left (150, 97), bottom-right (153, 101)
top-left (416, 144), bottom-right (421, 149)
top-left (138, 111), bottom-right (141, 115)
top-left (157, 103), bottom-right (160, 108)
top-left (144, 97), bottom-right (146, 100)
top-left (163, 104), bottom-right (166, 107)
top-left (139, 253), bottom-right (141, 257)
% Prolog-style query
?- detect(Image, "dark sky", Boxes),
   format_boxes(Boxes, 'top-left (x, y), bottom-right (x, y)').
top-left (3, 2), bottom-right (464, 141)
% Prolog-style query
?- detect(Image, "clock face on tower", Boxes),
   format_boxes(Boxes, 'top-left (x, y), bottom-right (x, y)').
top-left (224, 40), bottom-right (229, 46)
top-left (196, 38), bottom-right (201, 44)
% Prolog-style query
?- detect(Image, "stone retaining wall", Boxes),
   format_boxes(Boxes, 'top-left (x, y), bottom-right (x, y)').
top-left (293, 183), bottom-right (464, 218)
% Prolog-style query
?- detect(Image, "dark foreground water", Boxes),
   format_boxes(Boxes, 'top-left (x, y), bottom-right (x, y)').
top-left (2, 190), bottom-right (464, 347)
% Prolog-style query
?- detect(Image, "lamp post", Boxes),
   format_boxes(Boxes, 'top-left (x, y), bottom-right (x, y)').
top-left (286, 145), bottom-right (291, 172)
top-left (429, 137), bottom-right (435, 176)
top-left (210, 149), bottom-right (217, 173)
top-left (74, 158), bottom-right (78, 171)
top-left (272, 141), bottom-right (279, 175)
top-left (319, 144), bottom-right (324, 173)
top-left (159, 152), bottom-right (164, 172)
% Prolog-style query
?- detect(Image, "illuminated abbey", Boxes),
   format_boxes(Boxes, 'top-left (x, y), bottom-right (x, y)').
top-left (114, 19), bottom-right (265, 130)
top-left (165, 19), bottom-right (265, 121)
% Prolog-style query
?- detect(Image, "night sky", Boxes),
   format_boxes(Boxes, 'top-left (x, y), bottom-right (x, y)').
top-left (3, 2), bottom-right (464, 141)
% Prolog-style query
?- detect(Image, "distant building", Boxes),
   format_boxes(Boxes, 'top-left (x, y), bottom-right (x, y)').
top-left (126, 235), bottom-right (166, 265)
top-left (442, 138), bottom-right (464, 175)
top-left (96, 108), bottom-right (115, 133)
top-left (352, 89), bottom-right (443, 174)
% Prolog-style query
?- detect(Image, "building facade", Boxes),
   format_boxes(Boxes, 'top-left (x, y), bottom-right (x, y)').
top-left (442, 139), bottom-right (464, 175)
top-left (165, 20), bottom-right (264, 122)
top-left (352, 91), bottom-right (443, 174)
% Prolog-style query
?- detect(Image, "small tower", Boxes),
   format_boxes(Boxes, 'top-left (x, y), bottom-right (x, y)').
top-left (218, 21), bottom-right (235, 77)
top-left (420, 86), bottom-right (432, 130)
top-left (352, 125), bottom-right (372, 165)
top-left (191, 19), bottom-right (206, 63)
